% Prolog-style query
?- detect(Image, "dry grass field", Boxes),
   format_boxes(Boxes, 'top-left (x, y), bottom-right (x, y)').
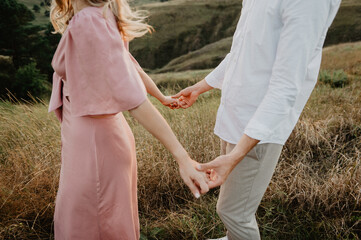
top-left (0, 42), bottom-right (360, 240)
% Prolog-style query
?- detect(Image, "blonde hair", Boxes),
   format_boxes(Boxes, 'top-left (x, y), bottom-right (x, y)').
top-left (50, 0), bottom-right (152, 41)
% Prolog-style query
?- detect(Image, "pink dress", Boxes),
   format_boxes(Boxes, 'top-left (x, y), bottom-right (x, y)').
top-left (48, 6), bottom-right (147, 240)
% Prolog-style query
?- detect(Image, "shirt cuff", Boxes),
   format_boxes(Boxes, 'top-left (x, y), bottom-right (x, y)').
top-left (244, 119), bottom-right (273, 141)
top-left (205, 74), bottom-right (223, 90)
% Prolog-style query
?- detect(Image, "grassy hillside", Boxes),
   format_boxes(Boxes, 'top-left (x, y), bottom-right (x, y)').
top-left (321, 41), bottom-right (361, 77)
top-left (0, 41), bottom-right (360, 239)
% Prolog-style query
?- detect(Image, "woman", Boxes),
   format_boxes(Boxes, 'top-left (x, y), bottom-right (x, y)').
top-left (48, 0), bottom-right (209, 239)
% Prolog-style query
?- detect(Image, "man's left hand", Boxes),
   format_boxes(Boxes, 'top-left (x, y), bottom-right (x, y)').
top-left (197, 154), bottom-right (241, 189)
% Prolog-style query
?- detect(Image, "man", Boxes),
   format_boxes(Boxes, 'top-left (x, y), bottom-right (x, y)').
top-left (172, 0), bottom-right (341, 239)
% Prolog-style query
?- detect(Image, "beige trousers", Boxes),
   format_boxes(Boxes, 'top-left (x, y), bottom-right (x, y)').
top-left (217, 140), bottom-right (283, 240)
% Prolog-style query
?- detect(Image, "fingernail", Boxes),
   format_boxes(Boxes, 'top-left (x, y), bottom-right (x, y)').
top-left (196, 165), bottom-right (201, 170)
top-left (195, 192), bottom-right (200, 199)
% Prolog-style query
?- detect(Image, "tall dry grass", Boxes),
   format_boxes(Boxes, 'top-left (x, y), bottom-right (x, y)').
top-left (0, 42), bottom-right (360, 239)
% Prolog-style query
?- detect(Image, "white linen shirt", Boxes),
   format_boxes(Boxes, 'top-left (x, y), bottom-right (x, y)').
top-left (205, 0), bottom-right (341, 145)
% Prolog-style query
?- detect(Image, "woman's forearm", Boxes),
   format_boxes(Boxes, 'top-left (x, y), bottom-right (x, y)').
top-left (129, 99), bottom-right (210, 197)
top-left (129, 99), bottom-right (188, 162)
top-left (137, 69), bottom-right (166, 103)
top-left (129, 52), bottom-right (166, 102)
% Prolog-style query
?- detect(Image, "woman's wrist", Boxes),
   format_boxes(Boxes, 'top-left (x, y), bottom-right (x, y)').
top-left (172, 148), bottom-right (191, 165)
top-left (158, 94), bottom-right (166, 104)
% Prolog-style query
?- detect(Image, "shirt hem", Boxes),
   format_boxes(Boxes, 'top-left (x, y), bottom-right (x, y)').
top-left (214, 129), bottom-right (285, 146)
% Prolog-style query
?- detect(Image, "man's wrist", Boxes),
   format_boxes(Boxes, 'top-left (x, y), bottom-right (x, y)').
top-left (190, 84), bottom-right (202, 96)
top-left (189, 79), bottom-right (206, 96)
top-left (228, 150), bottom-right (246, 164)
top-left (227, 134), bottom-right (260, 165)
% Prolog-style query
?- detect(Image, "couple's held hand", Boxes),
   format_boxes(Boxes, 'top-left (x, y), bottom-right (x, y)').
top-left (197, 135), bottom-right (260, 189)
top-left (178, 158), bottom-right (210, 198)
top-left (172, 86), bottom-right (200, 109)
top-left (168, 79), bottom-right (213, 110)
top-left (161, 96), bottom-right (179, 109)
top-left (179, 154), bottom-right (240, 197)
top-left (197, 154), bottom-right (240, 189)
top-left (161, 87), bottom-right (199, 110)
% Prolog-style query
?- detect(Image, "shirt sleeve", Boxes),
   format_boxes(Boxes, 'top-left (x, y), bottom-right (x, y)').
top-left (205, 53), bottom-right (231, 89)
top-left (244, 0), bottom-right (340, 141)
top-left (64, 10), bottom-right (147, 117)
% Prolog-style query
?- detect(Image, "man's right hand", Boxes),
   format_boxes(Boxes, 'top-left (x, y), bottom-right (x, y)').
top-left (172, 86), bottom-right (200, 109)
top-left (172, 79), bottom-right (213, 109)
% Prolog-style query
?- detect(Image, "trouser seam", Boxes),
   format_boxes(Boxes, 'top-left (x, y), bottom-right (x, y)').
top-left (242, 150), bottom-right (261, 218)
top-left (240, 144), bottom-right (263, 239)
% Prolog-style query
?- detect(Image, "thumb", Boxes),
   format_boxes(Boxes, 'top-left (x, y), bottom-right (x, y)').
top-left (173, 88), bottom-right (191, 98)
top-left (172, 90), bottom-right (184, 99)
top-left (197, 162), bottom-right (215, 172)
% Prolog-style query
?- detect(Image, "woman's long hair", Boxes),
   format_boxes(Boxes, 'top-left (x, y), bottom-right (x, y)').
top-left (50, 0), bottom-right (152, 41)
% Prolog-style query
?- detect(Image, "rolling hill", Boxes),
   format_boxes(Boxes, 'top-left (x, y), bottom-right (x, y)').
top-left (149, 41), bottom-right (361, 89)
top-left (155, 37), bottom-right (232, 73)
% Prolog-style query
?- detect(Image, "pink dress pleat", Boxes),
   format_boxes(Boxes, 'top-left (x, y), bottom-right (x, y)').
top-left (48, 6), bottom-right (147, 240)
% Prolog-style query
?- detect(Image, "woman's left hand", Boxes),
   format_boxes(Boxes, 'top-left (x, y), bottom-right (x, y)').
top-left (162, 96), bottom-right (180, 109)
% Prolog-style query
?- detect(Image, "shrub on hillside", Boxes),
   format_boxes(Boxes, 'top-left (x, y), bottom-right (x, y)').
top-left (319, 69), bottom-right (349, 88)
top-left (11, 62), bottom-right (51, 100)
top-left (33, 4), bottom-right (40, 13)
top-left (0, 57), bottom-right (16, 98)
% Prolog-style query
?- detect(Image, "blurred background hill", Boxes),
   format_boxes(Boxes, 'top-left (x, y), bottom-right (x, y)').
top-left (0, 0), bottom-right (361, 79)
top-left (8, 1), bottom-right (361, 63)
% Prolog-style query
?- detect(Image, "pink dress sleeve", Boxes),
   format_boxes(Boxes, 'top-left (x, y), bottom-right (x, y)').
top-left (124, 41), bottom-right (143, 72)
top-left (63, 9), bottom-right (147, 117)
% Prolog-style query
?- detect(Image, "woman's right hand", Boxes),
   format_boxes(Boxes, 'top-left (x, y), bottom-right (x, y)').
top-left (177, 158), bottom-right (210, 198)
